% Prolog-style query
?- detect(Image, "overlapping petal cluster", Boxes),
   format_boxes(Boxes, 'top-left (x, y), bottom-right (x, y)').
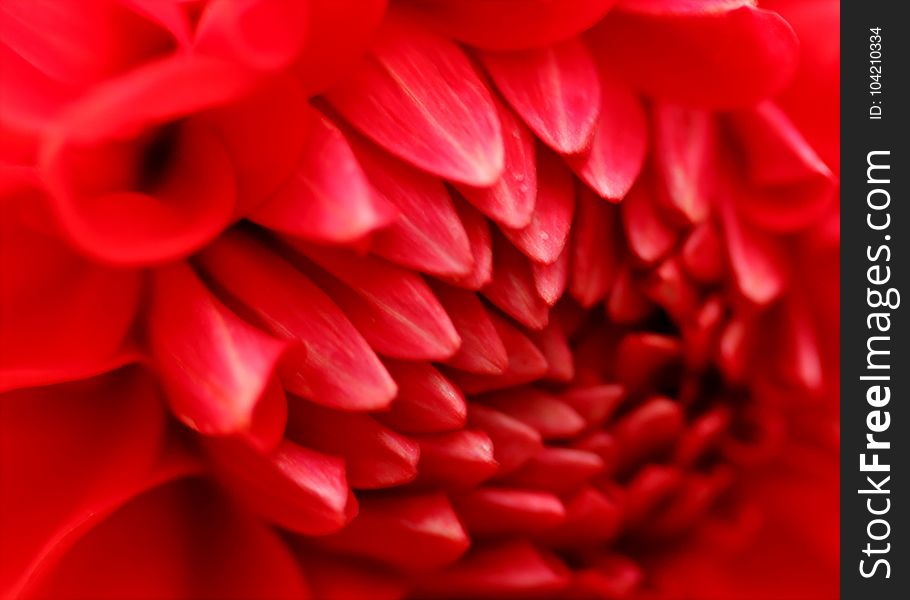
top-left (0, 1), bottom-right (839, 598)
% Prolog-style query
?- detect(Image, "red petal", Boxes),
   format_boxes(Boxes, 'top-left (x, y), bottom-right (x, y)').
top-left (569, 187), bottom-right (621, 307)
top-left (566, 74), bottom-right (646, 201)
top-left (479, 388), bottom-right (587, 440)
top-left (447, 313), bottom-right (549, 393)
top-left (31, 479), bottom-right (311, 599)
top-left (295, 0), bottom-right (388, 94)
top-left (200, 75), bottom-right (311, 215)
top-left (291, 242), bottom-right (461, 360)
top-left (606, 266), bottom-right (655, 325)
top-left (0, 0), bottom-right (174, 127)
top-left (196, 231), bottom-right (397, 411)
top-left (194, 0), bottom-right (308, 71)
top-left (430, 282), bottom-right (509, 374)
top-left (482, 233), bottom-right (550, 330)
top-left (251, 114), bottom-right (397, 244)
top-left (614, 333), bottom-right (681, 394)
top-left (456, 99), bottom-right (537, 229)
top-left (413, 430), bottom-right (499, 488)
top-left (297, 552), bottom-right (406, 600)
top-left (468, 404), bottom-right (543, 476)
top-left (207, 438), bottom-right (354, 534)
top-left (320, 494), bottom-right (470, 571)
top-left (622, 178), bottom-right (679, 265)
top-left (681, 221), bottom-right (725, 284)
top-left (148, 262), bottom-right (288, 441)
top-left (0, 196), bottom-right (140, 391)
top-left (651, 103), bottom-right (715, 224)
top-left (350, 141), bottom-right (474, 277)
top-left (529, 320), bottom-right (575, 382)
top-left (719, 194), bottom-right (787, 305)
top-left (46, 54), bottom-right (254, 143)
top-left (406, 0), bottom-right (620, 50)
top-left (379, 360), bottom-right (467, 433)
top-left (727, 103), bottom-right (836, 232)
top-left (589, 5), bottom-right (799, 107)
top-left (561, 384), bottom-right (626, 428)
top-left (539, 486), bottom-right (623, 546)
top-left (481, 38), bottom-right (601, 154)
top-left (286, 399), bottom-right (420, 489)
top-left (531, 246), bottom-right (571, 306)
top-left (502, 447), bottom-right (604, 494)
top-left (501, 148), bottom-right (575, 264)
top-left (453, 489), bottom-right (566, 536)
top-left (44, 119), bottom-right (236, 266)
top-left (325, 14), bottom-right (503, 185)
top-left (642, 257), bottom-right (700, 322)
top-left (611, 396), bottom-right (684, 473)
top-left (442, 195), bottom-right (494, 289)
top-left (0, 369), bottom-right (167, 597)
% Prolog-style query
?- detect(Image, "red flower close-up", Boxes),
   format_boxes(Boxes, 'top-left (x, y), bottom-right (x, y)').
top-left (0, 1), bottom-right (839, 599)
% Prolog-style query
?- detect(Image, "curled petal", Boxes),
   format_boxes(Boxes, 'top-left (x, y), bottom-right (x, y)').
top-left (326, 14), bottom-right (503, 185)
top-left (147, 262), bottom-right (288, 443)
top-left (481, 38), bottom-right (601, 154)
top-left (44, 120), bottom-right (236, 266)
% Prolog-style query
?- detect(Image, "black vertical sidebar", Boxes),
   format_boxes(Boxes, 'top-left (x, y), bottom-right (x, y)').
top-left (841, 1), bottom-right (909, 598)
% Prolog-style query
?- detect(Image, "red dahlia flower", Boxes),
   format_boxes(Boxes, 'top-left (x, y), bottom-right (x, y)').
top-left (0, 0), bottom-right (839, 599)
